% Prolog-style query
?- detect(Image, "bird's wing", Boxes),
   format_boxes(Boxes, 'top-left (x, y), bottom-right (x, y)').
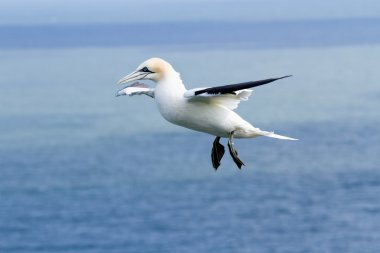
top-left (184, 88), bottom-right (252, 110)
top-left (116, 82), bottom-right (154, 98)
top-left (184, 75), bottom-right (291, 110)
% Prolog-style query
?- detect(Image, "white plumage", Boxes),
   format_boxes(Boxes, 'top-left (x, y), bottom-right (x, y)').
top-left (117, 58), bottom-right (296, 169)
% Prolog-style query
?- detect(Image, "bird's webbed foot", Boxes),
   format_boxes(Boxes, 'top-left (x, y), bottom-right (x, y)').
top-left (211, 136), bottom-right (225, 170)
top-left (228, 131), bottom-right (245, 169)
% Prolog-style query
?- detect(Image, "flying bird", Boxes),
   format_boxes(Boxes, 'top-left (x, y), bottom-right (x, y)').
top-left (116, 58), bottom-right (296, 169)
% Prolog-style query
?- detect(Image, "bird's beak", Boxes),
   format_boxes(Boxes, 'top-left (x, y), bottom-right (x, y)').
top-left (118, 70), bottom-right (146, 84)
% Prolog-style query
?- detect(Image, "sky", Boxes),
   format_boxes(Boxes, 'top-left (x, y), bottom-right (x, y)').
top-left (0, 0), bottom-right (379, 25)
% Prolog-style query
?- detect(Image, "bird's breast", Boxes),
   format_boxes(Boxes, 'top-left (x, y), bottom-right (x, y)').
top-left (154, 86), bottom-right (186, 124)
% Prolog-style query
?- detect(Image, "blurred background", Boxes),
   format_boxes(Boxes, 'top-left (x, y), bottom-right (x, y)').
top-left (1, 0), bottom-right (380, 252)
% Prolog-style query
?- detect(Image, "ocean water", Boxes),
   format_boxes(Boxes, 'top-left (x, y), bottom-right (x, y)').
top-left (1, 41), bottom-right (380, 252)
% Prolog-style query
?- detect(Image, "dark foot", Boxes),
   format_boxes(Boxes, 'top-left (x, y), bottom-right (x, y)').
top-left (211, 136), bottom-right (225, 170)
top-left (228, 132), bottom-right (245, 169)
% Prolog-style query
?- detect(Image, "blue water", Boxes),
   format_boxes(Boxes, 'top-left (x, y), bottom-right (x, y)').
top-left (1, 26), bottom-right (380, 252)
top-left (1, 122), bottom-right (380, 253)
top-left (1, 18), bottom-right (380, 49)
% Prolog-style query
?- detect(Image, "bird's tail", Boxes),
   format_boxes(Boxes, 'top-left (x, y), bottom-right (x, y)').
top-left (256, 130), bottom-right (298, 140)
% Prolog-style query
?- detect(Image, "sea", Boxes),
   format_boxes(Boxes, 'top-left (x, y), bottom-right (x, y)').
top-left (0, 19), bottom-right (380, 253)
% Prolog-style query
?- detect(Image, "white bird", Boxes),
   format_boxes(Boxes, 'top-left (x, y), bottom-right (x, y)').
top-left (116, 58), bottom-right (296, 169)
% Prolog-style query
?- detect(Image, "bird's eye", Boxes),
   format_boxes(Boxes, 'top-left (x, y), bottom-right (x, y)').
top-left (141, 67), bottom-right (149, 72)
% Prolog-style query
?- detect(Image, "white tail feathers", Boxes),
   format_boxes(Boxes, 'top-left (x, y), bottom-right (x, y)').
top-left (260, 131), bottom-right (298, 140)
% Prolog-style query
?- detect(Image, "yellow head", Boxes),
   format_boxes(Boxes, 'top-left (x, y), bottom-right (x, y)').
top-left (118, 58), bottom-right (176, 84)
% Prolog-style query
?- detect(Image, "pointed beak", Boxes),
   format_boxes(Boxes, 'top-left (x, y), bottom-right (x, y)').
top-left (117, 71), bottom-right (146, 84)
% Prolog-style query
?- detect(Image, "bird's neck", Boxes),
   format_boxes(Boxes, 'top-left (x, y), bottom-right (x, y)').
top-left (157, 71), bottom-right (186, 93)
top-left (154, 70), bottom-right (187, 123)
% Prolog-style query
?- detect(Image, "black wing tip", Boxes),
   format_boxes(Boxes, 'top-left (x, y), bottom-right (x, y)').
top-left (194, 75), bottom-right (293, 96)
top-left (278, 75), bottom-right (292, 80)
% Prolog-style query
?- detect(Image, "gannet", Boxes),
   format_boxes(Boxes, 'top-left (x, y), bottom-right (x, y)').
top-left (116, 58), bottom-right (296, 169)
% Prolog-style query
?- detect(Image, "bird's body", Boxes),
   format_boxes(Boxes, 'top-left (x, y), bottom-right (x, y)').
top-left (117, 58), bottom-right (296, 169)
top-left (153, 71), bottom-right (254, 138)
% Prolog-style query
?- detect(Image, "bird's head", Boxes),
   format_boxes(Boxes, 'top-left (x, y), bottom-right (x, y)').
top-left (118, 58), bottom-right (175, 85)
